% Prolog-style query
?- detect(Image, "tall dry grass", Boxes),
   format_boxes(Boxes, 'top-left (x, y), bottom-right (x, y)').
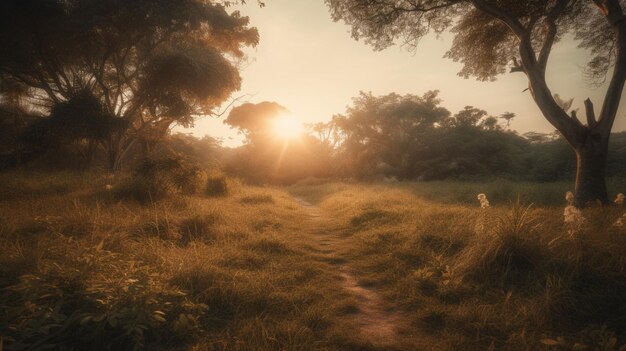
top-left (0, 171), bottom-right (362, 351)
top-left (1, 173), bottom-right (625, 350)
top-left (291, 182), bottom-right (626, 350)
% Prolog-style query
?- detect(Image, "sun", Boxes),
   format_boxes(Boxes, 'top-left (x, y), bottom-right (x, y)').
top-left (272, 114), bottom-right (304, 139)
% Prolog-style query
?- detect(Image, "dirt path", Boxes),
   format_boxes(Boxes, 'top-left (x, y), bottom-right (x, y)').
top-left (294, 197), bottom-right (408, 347)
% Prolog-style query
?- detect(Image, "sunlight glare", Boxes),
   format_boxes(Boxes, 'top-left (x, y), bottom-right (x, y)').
top-left (272, 114), bottom-right (304, 139)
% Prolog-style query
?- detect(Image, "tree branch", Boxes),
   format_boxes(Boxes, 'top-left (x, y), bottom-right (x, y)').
top-left (584, 98), bottom-right (597, 127)
top-left (570, 110), bottom-right (584, 129)
top-left (472, 0), bottom-right (584, 146)
top-left (470, 0), bottom-right (526, 36)
top-left (538, 0), bottom-right (570, 73)
top-left (596, 0), bottom-right (626, 136)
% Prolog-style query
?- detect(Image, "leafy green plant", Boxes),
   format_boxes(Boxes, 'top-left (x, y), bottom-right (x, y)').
top-left (115, 156), bottom-right (204, 203)
top-left (0, 241), bottom-right (206, 350)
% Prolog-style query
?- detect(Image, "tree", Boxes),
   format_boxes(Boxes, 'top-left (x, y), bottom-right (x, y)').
top-left (0, 0), bottom-right (259, 171)
top-left (224, 101), bottom-right (332, 183)
top-left (332, 91), bottom-right (528, 179)
top-left (225, 101), bottom-right (288, 143)
top-left (499, 112), bottom-right (516, 128)
top-left (333, 91), bottom-right (451, 178)
top-left (326, 0), bottom-right (626, 206)
top-left (23, 91), bottom-right (124, 167)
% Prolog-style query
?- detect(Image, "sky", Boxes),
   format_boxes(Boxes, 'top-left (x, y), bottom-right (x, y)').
top-left (183, 0), bottom-right (626, 147)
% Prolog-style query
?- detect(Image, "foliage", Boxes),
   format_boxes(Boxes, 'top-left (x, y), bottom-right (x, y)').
top-left (224, 101), bottom-right (334, 184)
top-left (0, 0), bottom-right (259, 171)
top-left (325, 0), bottom-right (617, 83)
top-left (0, 241), bottom-right (206, 351)
top-left (225, 102), bottom-right (289, 142)
top-left (332, 91), bottom-right (450, 178)
top-left (325, 0), bottom-right (626, 205)
top-left (115, 156), bottom-right (204, 203)
top-left (332, 90), bottom-right (529, 181)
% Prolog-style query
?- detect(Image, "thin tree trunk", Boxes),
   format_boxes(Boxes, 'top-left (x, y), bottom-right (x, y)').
top-left (107, 139), bottom-right (121, 173)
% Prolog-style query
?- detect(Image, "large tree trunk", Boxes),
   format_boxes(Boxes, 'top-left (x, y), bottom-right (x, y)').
top-left (574, 134), bottom-right (610, 207)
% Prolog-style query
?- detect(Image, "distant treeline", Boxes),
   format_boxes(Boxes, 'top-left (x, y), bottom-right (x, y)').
top-left (2, 90), bottom-right (625, 183)
top-left (216, 127), bottom-right (626, 184)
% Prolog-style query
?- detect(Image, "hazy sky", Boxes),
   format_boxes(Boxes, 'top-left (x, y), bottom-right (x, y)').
top-left (185, 0), bottom-right (626, 147)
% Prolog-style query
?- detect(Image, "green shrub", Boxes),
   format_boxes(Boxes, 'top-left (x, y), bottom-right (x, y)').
top-left (115, 156), bottom-right (204, 203)
top-left (0, 241), bottom-right (206, 351)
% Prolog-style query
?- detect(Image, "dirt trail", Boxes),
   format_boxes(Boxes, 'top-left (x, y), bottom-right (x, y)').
top-left (294, 197), bottom-right (408, 347)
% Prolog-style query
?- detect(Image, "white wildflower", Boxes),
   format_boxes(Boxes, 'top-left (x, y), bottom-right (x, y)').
top-left (614, 213), bottom-right (626, 227)
top-left (477, 193), bottom-right (490, 209)
top-left (475, 193), bottom-right (490, 234)
top-left (565, 191), bottom-right (574, 206)
top-left (563, 205), bottom-right (583, 225)
top-left (615, 193), bottom-right (625, 205)
top-left (563, 198), bottom-right (585, 237)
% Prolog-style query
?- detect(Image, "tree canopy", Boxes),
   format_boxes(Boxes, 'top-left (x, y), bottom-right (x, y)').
top-left (225, 101), bottom-right (288, 142)
top-left (0, 0), bottom-right (259, 170)
top-left (332, 91), bottom-right (527, 179)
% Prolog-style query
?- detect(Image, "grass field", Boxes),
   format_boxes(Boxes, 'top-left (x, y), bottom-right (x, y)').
top-left (1, 172), bottom-right (626, 350)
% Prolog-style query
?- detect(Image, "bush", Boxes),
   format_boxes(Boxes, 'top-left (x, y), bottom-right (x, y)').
top-left (178, 214), bottom-right (220, 245)
top-left (0, 241), bottom-right (206, 351)
top-left (115, 156), bottom-right (204, 203)
top-left (456, 202), bottom-right (546, 288)
top-left (205, 173), bottom-right (229, 197)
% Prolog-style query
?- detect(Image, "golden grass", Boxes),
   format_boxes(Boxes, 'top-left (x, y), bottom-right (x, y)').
top-left (290, 182), bottom-right (626, 350)
top-left (1, 172), bottom-right (625, 350)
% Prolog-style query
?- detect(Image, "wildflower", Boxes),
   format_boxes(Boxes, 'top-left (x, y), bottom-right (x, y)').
top-left (563, 205), bottom-right (585, 237)
top-left (477, 193), bottom-right (490, 209)
top-left (563, 205), bottom-right (583, 225)
top-left (565, 191), bottom-right (574, 205)
top-left (563, 191), bottom-right (584, 237)
top-left (475, 193), bottom-right (490, 234)
top-left (105, 184), bottom-right (113, 191)
top-left (615, 215), bottom-right (624, 227)
top-left (615, 193), bottom-right (625, 205)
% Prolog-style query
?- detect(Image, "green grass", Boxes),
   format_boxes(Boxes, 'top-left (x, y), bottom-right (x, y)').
top-left (289, 178), bottom-right (626, 206)
top-left (1, 172), bottom-right (626, 350)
